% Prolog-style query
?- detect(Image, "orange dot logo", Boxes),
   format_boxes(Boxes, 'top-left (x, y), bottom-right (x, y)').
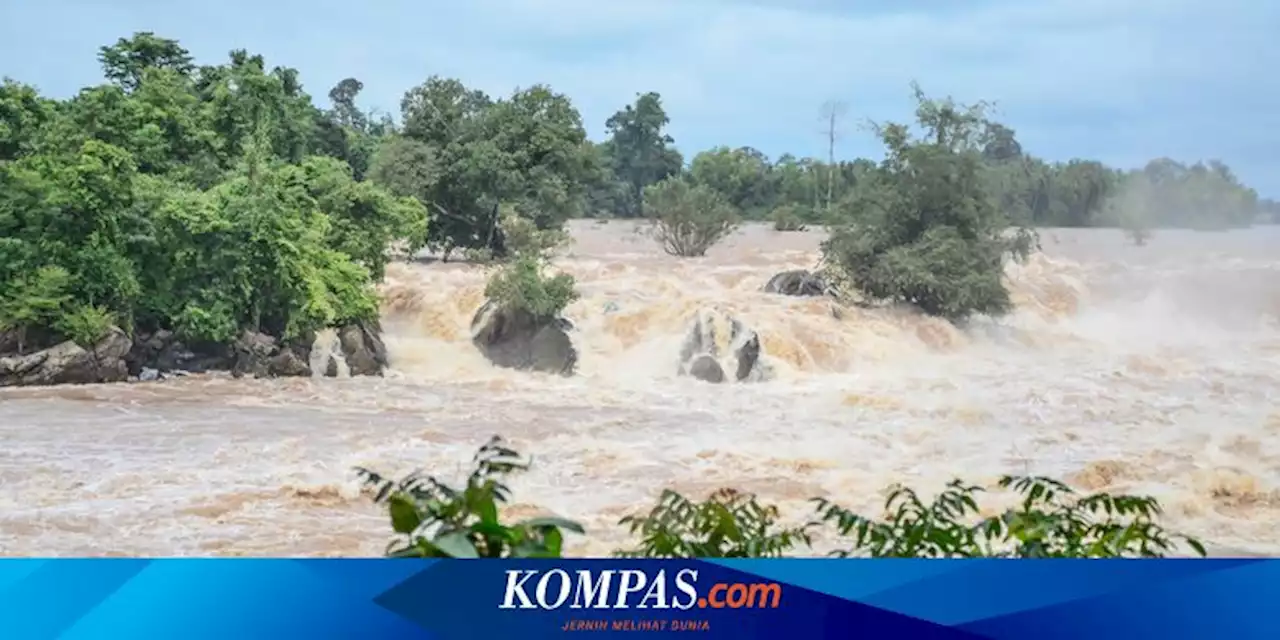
top-left (697, 597), bottom-right (707, 608)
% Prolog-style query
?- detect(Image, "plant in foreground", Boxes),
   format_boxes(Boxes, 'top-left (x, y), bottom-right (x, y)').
top-left (813, 476), bottom-right (1207, 558)
top-left (359, 438), bottom-right (1207, 559)
top-left (355, 436), bottom-right (584, 558)
top-left (613, 488), bottom-right (813, 558)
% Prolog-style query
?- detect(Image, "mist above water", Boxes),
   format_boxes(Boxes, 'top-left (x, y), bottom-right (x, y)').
top-left (1, 222), bottom-right (1277, 557)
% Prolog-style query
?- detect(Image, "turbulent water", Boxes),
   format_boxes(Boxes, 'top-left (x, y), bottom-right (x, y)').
top-left (2, 221), bottom-right (1278, 557)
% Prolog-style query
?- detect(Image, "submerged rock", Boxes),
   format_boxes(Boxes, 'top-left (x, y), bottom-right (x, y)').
top-left (471, 300), bottom-right (577, 376)
top-left (677, 308), bottom-right (770, 384)
top-left (763, 270), bottom-right (832, 297)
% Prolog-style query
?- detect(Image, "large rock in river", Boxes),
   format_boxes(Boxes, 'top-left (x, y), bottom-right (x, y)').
top-left (0, 327), bottom-right (132, 386)
top-left (126, 329), bottom-right (233, 375)
top-left (338, 321), bottom-right (389, 377)
top-left (677, 308), bottom-right (770, 384)
top-left (471, 301), bottom-right (577, 376)
top-left (763, 270), bottom-right (832, 297)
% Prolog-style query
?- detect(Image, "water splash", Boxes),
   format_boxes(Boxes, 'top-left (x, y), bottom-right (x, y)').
top-left (1, 223), bottom-right (1278, 557)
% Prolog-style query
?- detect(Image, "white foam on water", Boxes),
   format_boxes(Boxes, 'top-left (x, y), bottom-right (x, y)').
top-left (1, 222), bottom-right (1278, 557)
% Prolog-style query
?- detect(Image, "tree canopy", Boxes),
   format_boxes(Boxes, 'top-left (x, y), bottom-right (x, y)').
top-left (2, 31), bottom-right (1274, 352)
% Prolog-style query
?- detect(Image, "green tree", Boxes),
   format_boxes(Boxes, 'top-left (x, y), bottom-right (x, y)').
top-left (602, 92), bottom-right (684, 217)
top-left (394, 77), bottom-right (595, 257)
top-left (688, 146), bottom-right (773, 218)
top-left (98, 32), bottom-right (195, 92)
top-left (0, 79), bottom-right (57, 162)
top-left (823, 85), bottom-right (1036, 320)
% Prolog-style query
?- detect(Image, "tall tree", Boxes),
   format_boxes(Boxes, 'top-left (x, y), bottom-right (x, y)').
top-left (98, 32), bottom-right (195, 92)
top-left (603, 92), bottom-right (683, 217)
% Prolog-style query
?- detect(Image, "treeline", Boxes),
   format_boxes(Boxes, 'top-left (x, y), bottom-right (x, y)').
top-left (591, 120), bottom-right (1277, 230)
top-left (0, 34), bottom-right (427, 357)
top-left (2, 32), bottom-right (1274, 358)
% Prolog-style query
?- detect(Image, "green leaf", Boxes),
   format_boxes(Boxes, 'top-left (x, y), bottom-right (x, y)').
top-left (388, 495), bottom-right (423, 534)
top-left (433, 532), bottom-right (480, 558)
top-left (475, 494), bottom-right (499, 525)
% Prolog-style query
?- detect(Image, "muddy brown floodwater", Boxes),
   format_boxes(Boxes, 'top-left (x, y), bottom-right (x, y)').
top-left (2, 221), bottom-right (1279, 557)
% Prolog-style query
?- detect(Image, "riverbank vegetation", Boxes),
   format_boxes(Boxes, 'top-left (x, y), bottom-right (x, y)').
top-left (359, 437), bottom-right (1208, 559)
top-left (2, 30), bottom-right (1273, 357)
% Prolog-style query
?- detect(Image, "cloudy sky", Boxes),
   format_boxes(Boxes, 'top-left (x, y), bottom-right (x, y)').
top-left (3, 0), bottom-right (1278, 195)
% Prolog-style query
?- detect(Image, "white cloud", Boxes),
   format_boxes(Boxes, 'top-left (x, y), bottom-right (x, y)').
top-left (2, 0), bottom-right (1277, 192)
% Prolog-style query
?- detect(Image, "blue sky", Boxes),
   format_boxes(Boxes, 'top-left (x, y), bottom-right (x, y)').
top-left (3, 0), bottom-right (1278, 196)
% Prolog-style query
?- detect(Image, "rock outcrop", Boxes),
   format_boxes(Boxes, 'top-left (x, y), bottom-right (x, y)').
top-left (471, 301), bottom-right (577, 376)
top-left (1, 320), bottom-right (390, 387)
top-left (0, 327), bottom-right (132, 386)
top-left (338, 321), bottom-right (389, 377)
top-left (125, 330), bottom-right (232, 375)
top-left (677, 308), bottom-right (770, 383)
top-left (763, 270), bottom-right (832, 297)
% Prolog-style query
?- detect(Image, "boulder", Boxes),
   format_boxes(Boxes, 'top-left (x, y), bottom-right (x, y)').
top-left (270, 343), bottom-right (314, 377)
top-left (471, 300), bottom-right (577, 376)
top-left (126, 329), bottom-right (231, 375)
top-left (685, 354), bottom-right (726, 384)
top-left (231, 331), bottom-right (279, 379)
top-left (338, 321), bottom-right (389, 377)
top-left (763, 270), bottom-right (832, 297)
top-left (677, 308), bottom-right (770, 383)
top-left (0, 327), bottom-right (132, 387)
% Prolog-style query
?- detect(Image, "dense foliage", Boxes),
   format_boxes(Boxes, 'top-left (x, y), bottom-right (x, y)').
top-left (0, 34), bottom-right (426, 353)
top-left (362, 439), bottom-right (1208, 559)
top-left (821, 87), bottom-right (1038, 320)
top-left (4, 30), bottom-right (1273, 349)
top-left (356, 437), bottom-right (584, 558)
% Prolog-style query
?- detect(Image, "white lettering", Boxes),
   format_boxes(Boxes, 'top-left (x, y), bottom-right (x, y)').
top-left (614, 570), bottom-right (648, 609)
top-left (637, 569), bottom-right (669, 609)
top-left (571, 570), bottom-right (614, 609)
top-left (535, 569), bottom-right (572, 609)
top-left (672, 569), bottom-right (699, 610)
top-left (499, 570), bottom-right (538, 609)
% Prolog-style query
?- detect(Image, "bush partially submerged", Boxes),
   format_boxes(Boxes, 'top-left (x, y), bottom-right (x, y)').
top-left (644, 178), bottom-right (739, 257)
top-left (822, 85), bottom-right (1037, 321)
top-left (483, 254), bottom-right (579, 320)
top-left (770, 204), bottom-right (811, 232)
top-left (360, 438), bottom-right (1208, 559)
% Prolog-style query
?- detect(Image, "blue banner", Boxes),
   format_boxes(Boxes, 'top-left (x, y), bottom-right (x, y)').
top-left (1, 559), bottom-right (1276, 639)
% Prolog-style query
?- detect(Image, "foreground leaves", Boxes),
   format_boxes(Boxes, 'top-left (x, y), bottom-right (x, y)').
top-left (356, 436), bottom-right (585, 559)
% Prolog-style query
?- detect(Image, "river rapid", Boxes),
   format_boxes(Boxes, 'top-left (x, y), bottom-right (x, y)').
top-left (2, 221), bottom-right (1278, 557)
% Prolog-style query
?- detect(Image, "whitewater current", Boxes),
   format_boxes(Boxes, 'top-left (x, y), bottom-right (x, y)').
top-left (1, 221), bottom-right (1278, 557)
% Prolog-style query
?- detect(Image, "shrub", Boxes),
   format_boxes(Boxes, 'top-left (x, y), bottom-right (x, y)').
top-left (822, 85), bottom-right (1037, 321)
top-left (0, 265), bottom-right (72, 354)
top-left (613, 489), bottom-right (813, 558)
top-left (498, 205), bottom-right (570, 258)
top-left (813, 476), bottom-right (1206, 558)
top-left (483, 253), bottom-right (579, 320)
top-left (643, 178), bottom-right (739, 257)
top-left (363, 438), bottom-right (1207, 559)
top-left (770, 205), bottom-right (810, 232)
top-left (355, 436), bottom-right (584, 558)
top-left (57, 304), bottom-right (116, 347)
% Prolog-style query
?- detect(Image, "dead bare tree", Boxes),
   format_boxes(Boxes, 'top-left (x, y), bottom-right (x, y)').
top-left (818, 101), bottom-right (848, 215)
